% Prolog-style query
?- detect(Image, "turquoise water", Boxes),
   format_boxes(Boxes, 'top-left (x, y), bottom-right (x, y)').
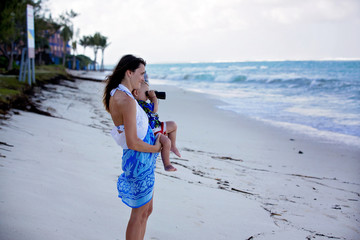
top-left (107, 61), bottom-right (360, 146)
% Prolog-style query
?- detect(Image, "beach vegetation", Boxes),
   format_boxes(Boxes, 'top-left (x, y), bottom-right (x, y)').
top-left (0, 75), bottom-right (29, 114)
top-left (0, 65), bottom-right (69, 115)
top-left (1, 1), bottom-right (109, 72)
top-left (0, 0), bottom-right (36, 71)
top-left (58, 10), bottom-right (78, 67)
top-left (79, 35), bottom-right (91, 54)
top-left (74, 54), bottom-right (92, 70)
top-left (70, 28), bottom-right (80, 69)
top-left (89, 32), bottom-right (102, 71)
top-left (99, 35), bottom-right (110, 72)
top-left (35, 14), bottom-right (61, 65)
top-left (34, 64), bottom-right (68, 83)
top-left (79, 32), bottom-right (109, 71)
top-left (0, 0), bottom-right (59, 70)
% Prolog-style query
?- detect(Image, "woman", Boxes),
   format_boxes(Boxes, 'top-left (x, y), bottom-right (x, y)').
top-left (103, 54), bottom-right (161, 240)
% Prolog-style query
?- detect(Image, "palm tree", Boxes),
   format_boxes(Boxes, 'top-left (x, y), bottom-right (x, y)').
top-left (70, 28), bottom-right (80, 69)
top-left (79, 35), bottom-right (90, 54)
top-left (60, 25), bottom-right (73, 66)
top-left (59, 10), bottom-right (77, 66)
top-left (89, 32), bottom-right (102, 71)
top-left (99, 35), bottom-right (110, 71)
top-left (71, 40), bottom-right (77, 69)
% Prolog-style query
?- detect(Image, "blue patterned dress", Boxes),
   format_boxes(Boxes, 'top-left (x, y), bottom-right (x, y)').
top-left (110, 84), bottom-right (159, 208)
top-left (117, 127), bottom-right (158, 208)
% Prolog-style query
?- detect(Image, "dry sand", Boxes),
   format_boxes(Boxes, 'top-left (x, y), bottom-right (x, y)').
top-left (0, 77), bottom-right (359, 240)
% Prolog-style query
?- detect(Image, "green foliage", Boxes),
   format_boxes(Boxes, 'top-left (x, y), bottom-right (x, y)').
top-left (0, 65), bottom-right (69, 113)
top-left (60, 25), bottom-right (73, 43)
top-left (35, 14), bottom-right (61, 51)
top-left (83, 32), bottom-right (109, 70)
top-left (0, 0), bottom-right (47, 70)
top-left (0, 56), bottom-right (8, 69)
top-left (99, 35), bottom-right (110, 71)
top-left (35, 64), bottom-right (68, 83)
top-left (1, 1), bottom-right (109, 71)
top-left (0, 76), bottom-right (29, 108)
top-left (0, 88), bottom-right (20, 98)
top-left (58, 10), bottom-right (78, 66)
top-left (59, 10), bottom-right (78, 26)
top-left (76, 54), bottom-right (92, 69)
top-left (0, 75), bottom-right (27, 90)
top-left (79, 35), bottom-right (90, 53)
top-left (0, 0), bottom-right (25, 43)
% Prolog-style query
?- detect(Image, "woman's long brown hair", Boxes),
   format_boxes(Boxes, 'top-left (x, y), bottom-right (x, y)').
top-left (103, 54), bottom-right (146, 112)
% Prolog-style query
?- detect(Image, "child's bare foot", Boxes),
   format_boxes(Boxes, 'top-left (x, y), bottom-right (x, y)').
top-left (171, 147), bottom-right (181, 158)
top-left (165, 164), bottom-right (177, 172)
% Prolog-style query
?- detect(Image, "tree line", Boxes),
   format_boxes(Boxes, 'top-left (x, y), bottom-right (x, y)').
top-left (0, 0), bottom-right (109, 72)
top-left (78, 33), bottom-right (110, 71)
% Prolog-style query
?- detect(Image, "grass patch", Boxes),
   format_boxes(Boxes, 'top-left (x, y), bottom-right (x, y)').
top-left (0, 88), bottom-right (22, 100)
top-left (0, 65), bottom-right (70, 115)
top-left (35, 65), bottom-right (69, 83)
top-left (0, 75), bottom-right (28, 89)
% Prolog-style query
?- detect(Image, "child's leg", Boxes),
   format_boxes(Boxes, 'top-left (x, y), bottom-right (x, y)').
top-left (159, 134), bottom-right (177, 171)
top-left (165, 121), bottom-right (181, 157)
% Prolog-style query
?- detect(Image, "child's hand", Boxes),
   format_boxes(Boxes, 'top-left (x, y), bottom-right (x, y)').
top-left (147, 90), bottom-right (157, 101)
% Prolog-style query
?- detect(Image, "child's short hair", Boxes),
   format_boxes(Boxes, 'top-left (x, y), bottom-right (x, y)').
top-left (144, 73), bottom-right (149, 86)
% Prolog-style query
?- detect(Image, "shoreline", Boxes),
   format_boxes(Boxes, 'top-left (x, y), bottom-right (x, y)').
top-left (66, 69), bottom-right (109, 82)
top-left (153, 81), bottom-right (360, 150)
top-left (154, 83), bottom-right (360, 180)
top-left (67, 69), bottom-right (360, 150)
top-left (150, 77), bottom-right (360, 150)
top-left (0, 77), bottom-right (359, 239)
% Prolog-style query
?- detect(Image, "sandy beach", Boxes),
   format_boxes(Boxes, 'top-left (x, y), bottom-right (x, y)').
top-left (0, 75), bottom-right (359, 240)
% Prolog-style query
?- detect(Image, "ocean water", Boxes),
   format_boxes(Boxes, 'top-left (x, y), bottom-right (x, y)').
top-left (105, 61), bottom-right (360, 147)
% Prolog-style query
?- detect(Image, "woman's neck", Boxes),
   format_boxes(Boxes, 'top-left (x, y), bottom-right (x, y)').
top-left (120, 80), bottom-right (133, 92)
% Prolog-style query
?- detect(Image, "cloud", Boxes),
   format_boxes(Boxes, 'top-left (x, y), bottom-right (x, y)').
top-left (262, 0), bottom-right (360, 24)
top-left (47, 0), bottom-right (360, 63)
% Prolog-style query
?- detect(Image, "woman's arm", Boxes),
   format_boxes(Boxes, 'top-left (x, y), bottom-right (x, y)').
top-left (111, 94), bottom-right (161, 153)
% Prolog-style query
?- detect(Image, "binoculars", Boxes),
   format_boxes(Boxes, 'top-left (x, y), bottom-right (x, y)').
top-left (145, 91), bottom-right (166, 100)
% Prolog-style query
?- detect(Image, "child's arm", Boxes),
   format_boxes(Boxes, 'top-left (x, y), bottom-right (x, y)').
top-left (147, 90), bottom-right (159, 113)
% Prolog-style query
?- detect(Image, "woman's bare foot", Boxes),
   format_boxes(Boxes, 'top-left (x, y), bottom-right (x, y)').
top-left (171, 147), bottom-right (181, 158)
top-left (164, 164), bottom-right (177, 172)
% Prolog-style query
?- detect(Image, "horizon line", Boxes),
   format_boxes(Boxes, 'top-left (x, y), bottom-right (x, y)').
top-left (104, 58), bottom-right (360, 66)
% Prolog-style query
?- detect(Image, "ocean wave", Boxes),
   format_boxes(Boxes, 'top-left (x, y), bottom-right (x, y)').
top-left (244, 77), bottom-right (359, 91)
top-left (227, 65), bottom-right (258, 71)
top-left (213, 74), bottom-right (247, 83)
top-left (152, 72), bottom-right (359, 93)
top-left (231, 75), bottom-right (247, 82)
top-left (147, 61), bottom-right (360, 142)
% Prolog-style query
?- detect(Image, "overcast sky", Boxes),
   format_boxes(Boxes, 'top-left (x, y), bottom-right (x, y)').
top-left (47, 0), bottom-right (360, 65)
